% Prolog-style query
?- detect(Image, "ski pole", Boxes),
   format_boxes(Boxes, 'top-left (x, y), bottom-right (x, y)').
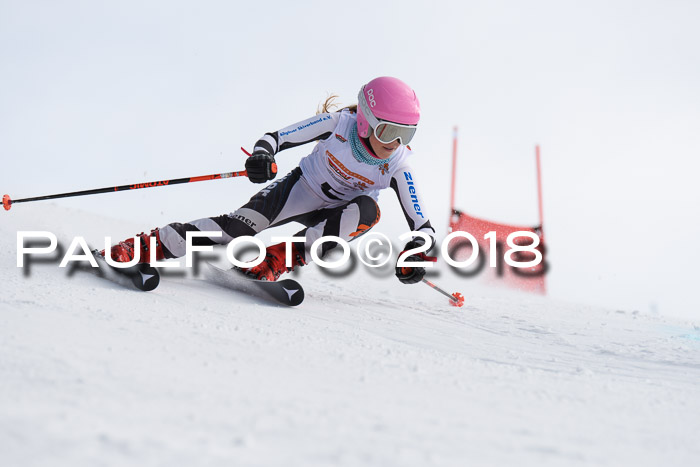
top-left (421, 278), bottom-right (465, 307)
top-left (2, 147), bottom-right (275, 212)
top-left (2, 169), bottom-right (249, 212)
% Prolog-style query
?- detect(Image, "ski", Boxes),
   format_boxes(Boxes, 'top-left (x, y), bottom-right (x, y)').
top-left (201, 262), bottom-right (304, 306)
top-left (77, 250), bottom-right (160, 291)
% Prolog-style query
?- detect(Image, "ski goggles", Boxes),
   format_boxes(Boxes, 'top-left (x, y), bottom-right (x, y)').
top-left (358, 88), bottom-right (418, 145)
top-left (373, 121), bottom-right (417, 146)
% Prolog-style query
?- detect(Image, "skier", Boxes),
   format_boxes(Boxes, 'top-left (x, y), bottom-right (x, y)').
top-left (104, 76), bottom-right (436, 284)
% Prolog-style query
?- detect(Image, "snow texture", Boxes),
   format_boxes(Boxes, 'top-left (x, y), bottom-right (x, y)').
top-left (1, 204), bottom-right (699, 467)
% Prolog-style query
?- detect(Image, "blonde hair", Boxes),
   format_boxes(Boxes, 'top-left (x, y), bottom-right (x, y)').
top-left (317, 94), bottom-right (357, 115)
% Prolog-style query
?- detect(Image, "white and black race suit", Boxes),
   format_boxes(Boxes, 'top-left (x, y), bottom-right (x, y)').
top-left (158, 109), bottom-right (435, 261)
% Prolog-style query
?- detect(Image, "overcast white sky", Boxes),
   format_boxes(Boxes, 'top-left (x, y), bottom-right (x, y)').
top-left (1, 0), bottom-right (699, 318)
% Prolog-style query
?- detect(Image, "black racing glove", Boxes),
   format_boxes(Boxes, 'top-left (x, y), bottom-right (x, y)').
top-left (245, 151), bottom-right (277, 183)
top-left (395, 240), bottom-right (437, 285)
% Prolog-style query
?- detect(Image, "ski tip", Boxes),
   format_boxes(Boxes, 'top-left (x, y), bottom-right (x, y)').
top-left (276, 279), bottom-right (305, 306)
top-left (2, 194), bottom-right (12, 211)
top-left (129, 264), bottom-right (160, 291)
top-left (450, 292), bottom-right (465, 308)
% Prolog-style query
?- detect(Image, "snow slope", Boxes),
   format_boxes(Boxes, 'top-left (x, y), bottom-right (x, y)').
top-left (1, 204), bottom-right (699, 467)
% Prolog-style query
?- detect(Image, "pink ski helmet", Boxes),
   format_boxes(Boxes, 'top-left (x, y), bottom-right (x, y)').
top-left (357, 76), bottom-right (420, 145)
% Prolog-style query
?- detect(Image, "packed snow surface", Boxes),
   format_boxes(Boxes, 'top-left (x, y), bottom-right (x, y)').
top-left (1, 204), bottom-right (699, 467)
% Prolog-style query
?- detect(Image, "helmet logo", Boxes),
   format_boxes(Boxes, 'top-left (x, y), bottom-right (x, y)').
top-left (367, 88), bottom-right (376, 108)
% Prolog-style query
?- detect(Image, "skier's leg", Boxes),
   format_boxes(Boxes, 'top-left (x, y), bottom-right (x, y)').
top-left (157, 167), bottom-right (311, 258)
top-left (104, 213), bottom-right (259, 263)
top-left (243, 195), bottom-right (380, 280)
top-left (295, 195), bottom-right (381, 261)
top-left (105, 168), bottom-right (319, 263)
top-left (156, 214), bottom-right (257, 259)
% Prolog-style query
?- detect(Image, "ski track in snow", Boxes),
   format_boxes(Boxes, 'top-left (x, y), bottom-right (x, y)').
top-left (1, 205), bottom-right (699, 467)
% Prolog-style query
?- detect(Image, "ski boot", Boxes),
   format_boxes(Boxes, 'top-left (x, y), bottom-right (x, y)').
top-left (242, 241), bottom-right (306, 281)
top-left (102, 229), bottom-right (165, 264)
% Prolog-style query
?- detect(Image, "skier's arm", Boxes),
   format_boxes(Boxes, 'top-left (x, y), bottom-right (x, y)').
top-left (246, 113), bottom-right (340, 183)
top-left (253, 113), bottom-right (340, 156)
top-left (389, 167), bottom-right (436, 249)
top-left (390, 166), bottom-right (438, 285)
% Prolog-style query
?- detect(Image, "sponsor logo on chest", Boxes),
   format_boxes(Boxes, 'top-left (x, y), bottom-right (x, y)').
top-left (326, 150), bottom-right (375, 188)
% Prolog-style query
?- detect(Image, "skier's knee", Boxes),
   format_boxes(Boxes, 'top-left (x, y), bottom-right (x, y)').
top-left (350, 196), bottom-right (381, 231)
